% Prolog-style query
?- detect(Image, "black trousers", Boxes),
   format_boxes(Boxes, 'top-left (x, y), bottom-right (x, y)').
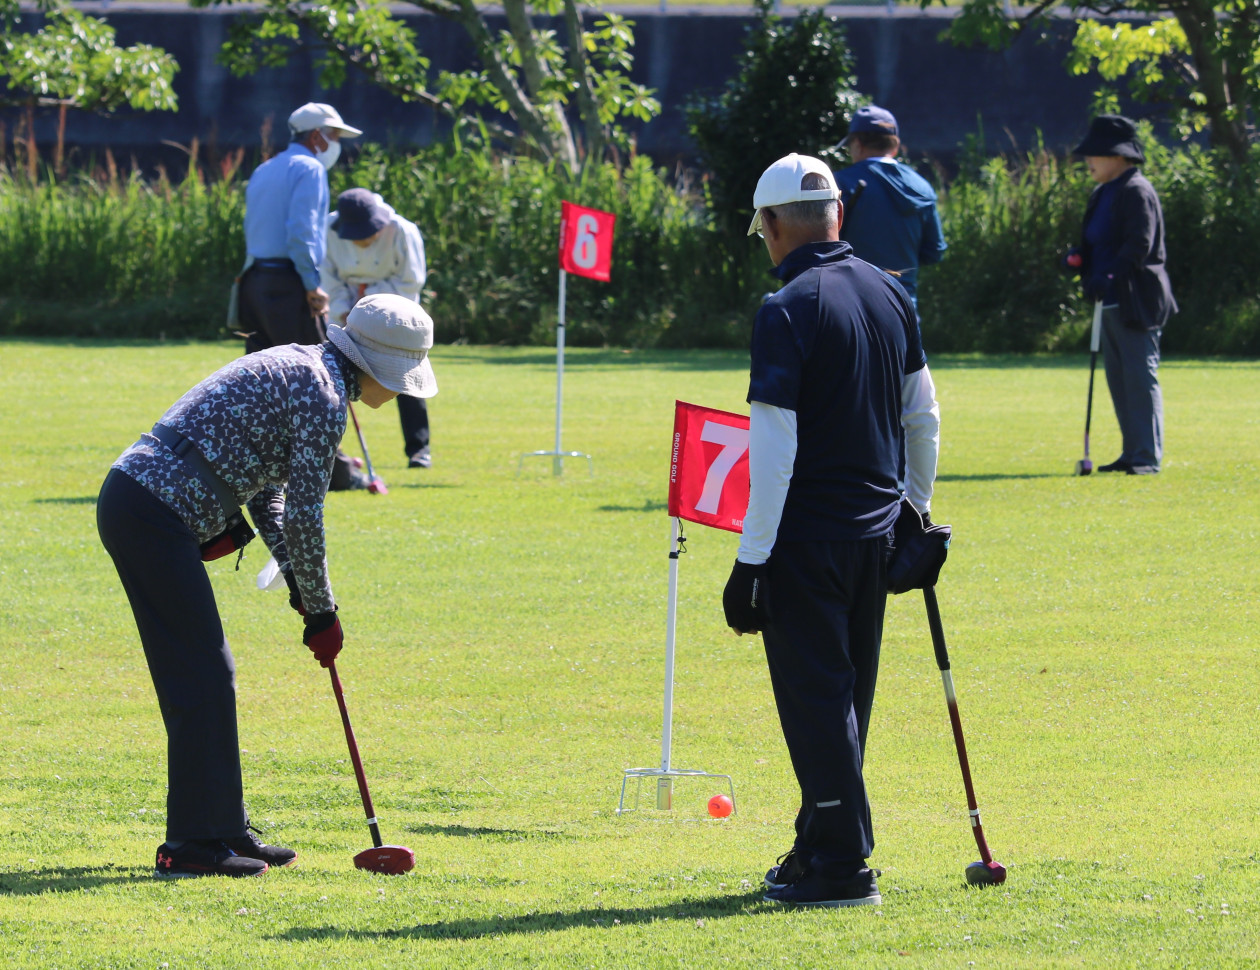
top-left (239, 263), bottom-right (325, 352)
top-left (397, 394), bottom-right (430, 458)
top-left (97, 469), bottom-right (247, 841)
top-left (761, 536), bottom-right (890, 875)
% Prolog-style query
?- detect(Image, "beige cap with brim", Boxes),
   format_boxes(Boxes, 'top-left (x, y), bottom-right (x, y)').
top-left (327, 294), bottom-right (437, 399)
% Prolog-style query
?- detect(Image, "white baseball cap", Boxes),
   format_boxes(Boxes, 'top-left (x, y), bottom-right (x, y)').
top-left (287, 103), bottom-right (363, 138)
top-left (327, 294), bottom-right (437, 398)
top-left (747, 153), bottom-right (841, 236)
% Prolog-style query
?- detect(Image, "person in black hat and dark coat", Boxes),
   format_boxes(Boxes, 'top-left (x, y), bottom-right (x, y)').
top-left (1068, 115), bottom-right (1176, 475)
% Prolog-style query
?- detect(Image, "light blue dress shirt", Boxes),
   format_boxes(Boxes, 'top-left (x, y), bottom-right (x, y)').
top-left (243, 143), bottom-right (329, 291)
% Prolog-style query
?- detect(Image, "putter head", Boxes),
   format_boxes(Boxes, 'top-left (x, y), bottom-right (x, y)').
top-left (1075, 459), bottom-right (1092, 476)
top-left (965, 860), bottom-right (1007, 886)
top-left (354, 844), bottom-right (415, 875)
top-left (367, 478), bottom-right (389, 496)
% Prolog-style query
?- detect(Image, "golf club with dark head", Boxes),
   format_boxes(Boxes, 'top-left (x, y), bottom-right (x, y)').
top-left (923, 586), bottom-right (1007, 887)
top-left (348, 402), bottom-right (388, 495)
top-left (327, 660), bottom-right (415, 875)
top-left (1075, 300), bottom-right (1103, 476)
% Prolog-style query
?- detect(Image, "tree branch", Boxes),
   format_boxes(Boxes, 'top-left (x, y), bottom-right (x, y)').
top-left (562, 0), bottom-right (603, 166)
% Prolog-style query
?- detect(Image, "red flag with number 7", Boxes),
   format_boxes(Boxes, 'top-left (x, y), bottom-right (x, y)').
top-left (668, 401), bottom-right (751, 534)
top-left (558, 201), bottom-right (616, 282)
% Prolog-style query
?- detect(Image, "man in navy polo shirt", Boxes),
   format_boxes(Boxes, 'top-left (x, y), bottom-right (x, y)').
top-left (723, 154), bottom-right (940, 908)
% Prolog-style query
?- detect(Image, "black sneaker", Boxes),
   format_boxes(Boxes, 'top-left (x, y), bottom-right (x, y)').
top-left (764, 848), bottom-right (807, 889)
top-left (224, 824), bottom-right (297, 868)
top-left (154, 840), bottom-right (269, 879)
top-left (1097, 459), bottom-right (1131, 473)
top-left (764, 867), bottom-right (881, 908)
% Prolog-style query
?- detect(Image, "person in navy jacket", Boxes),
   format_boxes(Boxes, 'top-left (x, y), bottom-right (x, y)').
top-left (833, 106), bottom-right (947, 311)
top-left (724, 154), bottom-right (940, 908)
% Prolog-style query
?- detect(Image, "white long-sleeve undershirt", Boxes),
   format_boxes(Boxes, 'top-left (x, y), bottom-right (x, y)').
top-left (901, 363), bottom-right (940, 513)
top-left (736, 364), bottom-right (940, 565)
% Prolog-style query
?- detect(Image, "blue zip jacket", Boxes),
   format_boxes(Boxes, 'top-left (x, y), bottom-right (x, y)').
top-left (834, 157), bottom-right (947, 303)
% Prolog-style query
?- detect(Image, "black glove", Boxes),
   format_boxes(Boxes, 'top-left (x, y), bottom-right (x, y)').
top-left (723, 560), bottom-right (769, 635)
top-left (303, 611), bottom-right (343, 668)
top-left (887, 499), bottom-right (951, 595)
top-left (282, 567), bottom-right (305, 615)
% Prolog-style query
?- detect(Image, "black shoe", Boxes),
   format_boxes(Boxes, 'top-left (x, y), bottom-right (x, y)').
top-left (1097, 459), bottom-right (1131, 473)
top-left (764, 867), bottom-right (881, 908)
top-left (154, 840), bottom-right (268, 879)
top-left (764, 848), bottom-right (807, 889)
top-left (224, 823), bottom-right (297, 868)
top-left (1127, 464), bottom-right (1159, 475)
top-left (408, 448), bottom-right (432, 469)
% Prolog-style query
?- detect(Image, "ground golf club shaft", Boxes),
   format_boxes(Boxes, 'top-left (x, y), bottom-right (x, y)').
top-left (923, 586), bottom-right (1007, 886)
top-left (348, 402), bottom-right (388, 495)
top-left (327, 661), bottom-right (415, 874)
top-left (1076, 300), bottom-right (1103, 476)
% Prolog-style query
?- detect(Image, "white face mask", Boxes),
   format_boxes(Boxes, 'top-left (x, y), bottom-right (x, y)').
top-left (315, 136), bottom-right (342, 170)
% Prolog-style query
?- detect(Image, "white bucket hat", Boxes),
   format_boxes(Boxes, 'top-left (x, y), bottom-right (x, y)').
top-left (327, 294), bottom-right (437, 398)
top-left (287, 102), bottom-right (363, 138)
top-left (747, 153), bottom-right (841, 236)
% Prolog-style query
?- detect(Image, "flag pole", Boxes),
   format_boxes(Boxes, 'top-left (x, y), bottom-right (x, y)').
top-left (553, 268), bottom-right (566, 476)
top-left (518, 266), bottom-right (591, 476)
top-left (616, 513), bottom-right (734, 815)
top-left (656, 515), bottom-right (682, 807)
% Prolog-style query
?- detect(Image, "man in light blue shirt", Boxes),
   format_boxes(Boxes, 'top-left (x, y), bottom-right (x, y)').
top-left (239, 103), bottom-right (362, 353)
top-left (238, 102), bottom-right (365, 489)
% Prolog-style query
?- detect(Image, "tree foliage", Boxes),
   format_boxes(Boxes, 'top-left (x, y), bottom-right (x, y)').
top-left (189, 0), bottom-right (659, 174)
top-left (685, 0), bottom-right (863, 235)
top-left (924, 0), bottom-right (1258, 165)
top-left (0, 0), bottom-right (178, 112)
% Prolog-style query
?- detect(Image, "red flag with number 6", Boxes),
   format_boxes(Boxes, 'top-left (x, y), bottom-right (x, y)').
top-left (668, 401), bottom-right (751, 534)
top-left (558, 201), bottom-right (616, 282)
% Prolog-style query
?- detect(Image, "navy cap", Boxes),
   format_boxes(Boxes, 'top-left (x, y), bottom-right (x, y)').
top-left (334, 188), bottom-right (390, 241)
top-left (846, 105), bottom-right (899, 141)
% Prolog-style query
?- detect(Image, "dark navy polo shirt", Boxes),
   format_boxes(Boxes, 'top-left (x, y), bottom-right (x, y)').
top-left (747, 240), bottom-right (926, 541)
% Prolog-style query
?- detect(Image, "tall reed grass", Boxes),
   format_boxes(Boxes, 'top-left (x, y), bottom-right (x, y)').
top-left (2, 136), bottom-right (1258, 354)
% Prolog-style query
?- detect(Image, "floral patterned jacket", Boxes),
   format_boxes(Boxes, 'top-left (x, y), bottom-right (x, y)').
top-left (112, 343), bottom-right (359, 614)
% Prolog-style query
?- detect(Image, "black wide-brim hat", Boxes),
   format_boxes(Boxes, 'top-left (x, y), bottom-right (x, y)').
top-left (1072, 114), bottom-right (1145, 163)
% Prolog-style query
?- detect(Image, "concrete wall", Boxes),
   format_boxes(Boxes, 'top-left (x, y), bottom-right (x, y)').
top-left (4, 4), bottom-right (1125, 168)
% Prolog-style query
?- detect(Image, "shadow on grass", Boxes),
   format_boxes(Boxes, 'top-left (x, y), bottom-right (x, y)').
top-left (0, 864), bottom-right (152, 894)
top-left (937, 472), bottom-right (1061, 482)
top-left (405, 823), bottom-right (567, 841)
top-left (388, 482), bottom-right (459, 491)
top-left (270, 891), bottom-right (770, 942)
top-left (33, 496), bottom-right (98, 505)
top-left (597, 500), bottom-right (668, 514)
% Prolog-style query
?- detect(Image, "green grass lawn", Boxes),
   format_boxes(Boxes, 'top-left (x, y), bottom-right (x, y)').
top-left (1, 340), bottom-right (1258, 968)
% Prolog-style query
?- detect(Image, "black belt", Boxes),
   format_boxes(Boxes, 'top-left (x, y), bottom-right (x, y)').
top-left (252, 257), bottom-right (296, 272)
top-left (151, 423), bottom-right (240, 520)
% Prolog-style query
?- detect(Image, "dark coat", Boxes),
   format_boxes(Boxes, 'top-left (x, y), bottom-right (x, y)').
top-left (1080, 167), bottom-right (1177, 331)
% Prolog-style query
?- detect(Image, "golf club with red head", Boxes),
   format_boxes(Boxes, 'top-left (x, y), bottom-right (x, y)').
top-left (327, 660), bottom-right (415, 875)
top-left (923, 586), bottom-right (1007, 887)
top-left (347, 403), bottom-right (388, 495)
top-left (1075, 300), bottom-right (1103, 476)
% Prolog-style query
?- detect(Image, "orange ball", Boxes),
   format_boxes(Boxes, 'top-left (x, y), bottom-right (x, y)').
top-left (707, 794), bottom-right (733, 818)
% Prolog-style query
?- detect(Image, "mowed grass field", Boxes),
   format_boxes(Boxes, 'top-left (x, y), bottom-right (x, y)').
top-left (1, 340), bottom-right (1257, 969)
